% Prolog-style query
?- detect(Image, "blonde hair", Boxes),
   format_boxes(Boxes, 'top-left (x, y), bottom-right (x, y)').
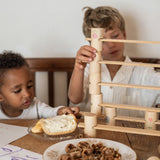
top-left (82, 6), bottom-right (125, 38)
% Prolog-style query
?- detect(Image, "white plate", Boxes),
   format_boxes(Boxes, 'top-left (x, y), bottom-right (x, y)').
top-left (43, 138), bottom-right (137, 160)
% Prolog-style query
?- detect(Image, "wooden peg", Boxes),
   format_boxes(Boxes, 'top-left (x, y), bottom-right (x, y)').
top-left (145, 111), bottom-right (157, 130)
top-left (84, 112), bottom-right (97, 138)
top-left (105, 107), bottom-right (116, 125)
top-left (91, 28), bottom-right (104, 51)
top-left (89, 28), bottom-right (104, 96)
top-left (147, 156), bottom-right (160, 160)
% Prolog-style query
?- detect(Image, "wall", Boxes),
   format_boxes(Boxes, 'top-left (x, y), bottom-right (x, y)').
top-left (0, 0), bottom-right (160, 106)
top-left (0, 0), bottom-right (160, 58)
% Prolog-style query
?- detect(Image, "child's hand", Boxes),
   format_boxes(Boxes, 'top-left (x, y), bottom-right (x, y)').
top-left (57, 106), bottom-right (80, 116)
top-left (70, 106), bottom-right (80, 115)
top-left (75, 45), bottom-right (97, 70)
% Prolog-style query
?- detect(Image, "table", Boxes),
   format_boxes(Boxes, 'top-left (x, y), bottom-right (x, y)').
top-left (0, 119), bottom-right (160, 160)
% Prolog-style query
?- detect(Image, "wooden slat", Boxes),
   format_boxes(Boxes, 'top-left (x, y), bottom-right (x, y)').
top-left (155, 120), bottom-right (160, 125)
top-left (79, 111), bottom-right (105, 119)
top-left (78, 122), bottom-right (160, 137)
top-left (26, 58), bottom-right (75, 72)
top-left (31, 71), bottom-right (36, 95)
top-left (99, 60), bottom-right (160, 68)
top-left (48, 71), bottom-right (54, 107)
top-left (67, 71), bottom-right (72, 106)
top-left (99, 82), bottom-right (160, 91)
top-left (100, 39), bottom-right (160, 44)
top-left (26, 58), bottom-right (75, 107)
top-left (99, 102), bottom-right (160, 112)
top-left (85, 38), bottom-right (160, 44)
top-left (114, 116), bottom-right (146, 123)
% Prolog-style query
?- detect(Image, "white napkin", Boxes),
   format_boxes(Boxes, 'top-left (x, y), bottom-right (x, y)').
top-left (0, 123), bottom-right (28, 148)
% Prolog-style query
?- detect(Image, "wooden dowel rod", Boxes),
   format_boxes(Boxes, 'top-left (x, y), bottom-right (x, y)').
top-left (101, 39), bottom-right (160, 44)
top-left (155, 120), bottom-right (160, 125)
top-left (99, 102), bottom-right (160, 112)
top-left (95, 124), bottom-right (160, 136)
top-left (99, 60), bottom-right (160, 68)
top-left (114, 116), bottom-right (145, 123)
top-left (79, 111), bottom-right (105, 118)
top-left (78, 122), bottom-right (160, 136)
top-left (99, 82), bottom-right (160, 91)
top-left (85, 38), bottom-right (160, 44)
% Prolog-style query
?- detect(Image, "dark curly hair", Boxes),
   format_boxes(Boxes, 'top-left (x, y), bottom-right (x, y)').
top-left (0, 50), bottom-right (29, 89)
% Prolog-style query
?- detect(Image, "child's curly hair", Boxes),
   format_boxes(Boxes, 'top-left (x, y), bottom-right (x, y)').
top-left (0, 50), bottom-right (29, 89)
top-left (0, 50), bottom-right (28, 69)
top-left (82, 6), bottom-right (125, 38)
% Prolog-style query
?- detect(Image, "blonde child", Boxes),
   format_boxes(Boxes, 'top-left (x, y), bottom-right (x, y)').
top-left (68, 6), bottom-right (160, 117)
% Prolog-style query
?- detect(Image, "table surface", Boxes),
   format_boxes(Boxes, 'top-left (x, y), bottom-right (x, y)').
top-left (0, 119), bottom-right (160, 160)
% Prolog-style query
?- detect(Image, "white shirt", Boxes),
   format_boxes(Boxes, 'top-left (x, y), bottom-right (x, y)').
top-left (70, 56), bottom-right (160, 117)
top-left (0, 97), bottom-right (63, 119)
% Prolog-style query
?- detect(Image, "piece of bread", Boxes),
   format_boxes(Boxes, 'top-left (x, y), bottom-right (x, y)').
top-left (31, 119), bottom-right (44, 133)
top-left (41, 114), bottom-right (77, 135)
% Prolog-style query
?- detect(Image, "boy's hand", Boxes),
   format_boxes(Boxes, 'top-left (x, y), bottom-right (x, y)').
top-left (75, 45), bottom-right (97, 70)
top-left (57, 106), bottom-right (80, 116)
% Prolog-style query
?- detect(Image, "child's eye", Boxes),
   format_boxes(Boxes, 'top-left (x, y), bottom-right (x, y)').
top-left (112, 34), bottom-right (119, 38)
top-left (27, 85), bottom-right (33, 89)
top-left (13, 89), bottom-right (21, 94)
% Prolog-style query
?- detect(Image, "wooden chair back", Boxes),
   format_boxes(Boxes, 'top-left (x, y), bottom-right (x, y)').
top-left (26, 58), bottom-right (75, 107)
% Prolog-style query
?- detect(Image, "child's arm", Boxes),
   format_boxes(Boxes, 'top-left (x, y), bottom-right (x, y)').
top-left (68, 45), bottom-right (96, 104)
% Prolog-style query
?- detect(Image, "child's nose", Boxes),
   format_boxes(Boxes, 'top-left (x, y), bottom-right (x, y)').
top-left (23, 89), bottom-right (31, 98)
top-left (107, 41), bottom-right (115, 48)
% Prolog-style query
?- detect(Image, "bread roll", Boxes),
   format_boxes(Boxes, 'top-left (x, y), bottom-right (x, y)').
top-left (41, 114), bottom-right (77, 135)
top-left (31, 119), bottom-right (44, 133)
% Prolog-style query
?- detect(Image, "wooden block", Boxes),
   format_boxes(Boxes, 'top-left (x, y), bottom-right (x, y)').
top-left (84, 112), bottom-right (97, 138)
top-left (147, 156), bottom-right (160, 160)
top-left (105, 107), bottom-right (116, 125)
top-left (89, 83), bottom-right (101, 94)
top-left (91, 94), bottom-right (102, 105)
top-left (91, 28), bottom-right (104, 51)
top-left (91, 105), bottom-right (101, 115)
top-left (145, 111), bottom-right (157, 130)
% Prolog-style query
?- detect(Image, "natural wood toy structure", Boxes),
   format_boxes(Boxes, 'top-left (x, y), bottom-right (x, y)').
top-left (78, 28), bottom-right (160, 138)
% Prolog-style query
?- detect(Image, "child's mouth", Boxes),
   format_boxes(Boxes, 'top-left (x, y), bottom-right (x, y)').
top-left (110, 50), bottom-right (118, 55)
top-left (24, 99), bottom-right (32, 106)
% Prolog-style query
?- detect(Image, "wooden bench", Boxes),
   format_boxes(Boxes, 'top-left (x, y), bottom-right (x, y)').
top-left (25, 57), bottom-right (160, 107)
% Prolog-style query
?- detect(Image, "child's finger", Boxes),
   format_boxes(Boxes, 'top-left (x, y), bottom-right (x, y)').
top-left (64, 109), bottom-right (73, 115)
top-left (70, 107), bottom-right (80, 114)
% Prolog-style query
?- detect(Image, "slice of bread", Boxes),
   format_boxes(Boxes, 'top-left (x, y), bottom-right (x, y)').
top-left (31, 119), bottom-right (44, 133)
top-left (41, 114), bottom-right (77, 135)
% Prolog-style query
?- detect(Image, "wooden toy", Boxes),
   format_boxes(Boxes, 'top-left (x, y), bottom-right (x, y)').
top-left (78, 28), bottom-right (160, 137)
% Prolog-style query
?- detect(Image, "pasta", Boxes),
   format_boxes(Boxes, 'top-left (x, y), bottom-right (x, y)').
top-left (58, 141), bottom-right (121, 160)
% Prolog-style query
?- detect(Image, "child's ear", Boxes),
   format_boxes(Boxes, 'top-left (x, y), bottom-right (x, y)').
top-left (0, 94), bottom-right (4, 102)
